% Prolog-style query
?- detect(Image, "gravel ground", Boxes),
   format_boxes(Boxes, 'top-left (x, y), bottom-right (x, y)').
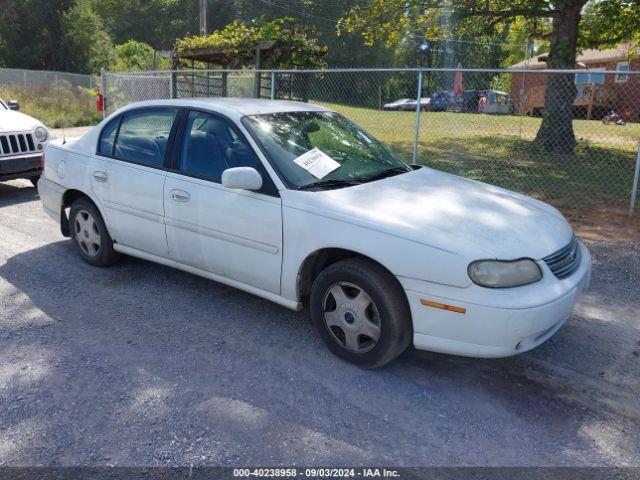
top-left (0, 178), bottom-right (639, 467)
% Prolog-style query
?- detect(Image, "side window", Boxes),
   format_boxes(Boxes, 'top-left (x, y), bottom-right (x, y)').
top-left (616, 62), bottom-right (629, 83)
top-left (98, 116), bottom-right (120, 155)
top-left (113, 108), bottom-right (177, 167)
top-left (180, 111), bottom-right (259, 182)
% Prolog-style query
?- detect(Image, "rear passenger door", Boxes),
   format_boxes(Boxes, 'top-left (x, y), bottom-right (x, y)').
top-left (96, 107), bottom-right (178, 257)
top-left (163, 110), bottom-right (283, 294)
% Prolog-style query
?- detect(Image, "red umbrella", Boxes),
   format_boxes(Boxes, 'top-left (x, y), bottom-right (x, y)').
top-left (453, 63), bottom-right (464, 96)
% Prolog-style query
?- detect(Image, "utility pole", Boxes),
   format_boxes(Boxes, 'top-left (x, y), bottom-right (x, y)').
top-left (199, 0), bottom-right (207, 35)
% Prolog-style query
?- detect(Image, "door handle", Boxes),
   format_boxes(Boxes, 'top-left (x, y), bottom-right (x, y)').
top-left (170, 189), bottom-right (191, 202)
top-left (93, 171), bottom-right (108, 182)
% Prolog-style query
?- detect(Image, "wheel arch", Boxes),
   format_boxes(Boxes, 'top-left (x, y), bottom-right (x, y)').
top-left (296, 247), bottom-right (404, 304)
top-left (59, 189), bottom-right (102, 237)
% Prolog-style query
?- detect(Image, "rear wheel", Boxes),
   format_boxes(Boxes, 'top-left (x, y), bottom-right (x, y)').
top-left (310, 258), bottom-right (412, 368)
top-left (69, 198), bottom-right (119, 267)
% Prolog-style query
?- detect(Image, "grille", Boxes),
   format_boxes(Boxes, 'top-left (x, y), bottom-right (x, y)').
top-left (543, 235), bottom-right (581, 279)
top-left (0, 132), bottom-right (37, 157)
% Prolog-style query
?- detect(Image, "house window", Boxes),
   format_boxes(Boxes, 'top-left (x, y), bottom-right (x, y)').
top-left (575, 72), bottom-right (589, 84)
top-left (575, 69), bottom-right (605, 85)
top-left (616, 62), bottom-right (629, 83)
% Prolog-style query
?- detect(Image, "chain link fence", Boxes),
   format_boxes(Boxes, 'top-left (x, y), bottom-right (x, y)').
top-left (102, 68), bottom-right (640, 218)
top-left (0, 68), bottom-right (93, 89)
top-left (0, 68), bottom-right (99, 128)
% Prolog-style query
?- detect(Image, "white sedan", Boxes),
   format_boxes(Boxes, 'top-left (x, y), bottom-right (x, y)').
top-left (38, 98), bottom-right (591, 368)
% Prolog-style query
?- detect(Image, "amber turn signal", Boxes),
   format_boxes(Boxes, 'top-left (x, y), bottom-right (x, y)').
top-left (420, 299), bottom-right (466, 314)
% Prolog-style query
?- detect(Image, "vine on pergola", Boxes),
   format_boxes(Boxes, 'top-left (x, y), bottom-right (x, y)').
top-left (174, 18), bottom-right (328, 69)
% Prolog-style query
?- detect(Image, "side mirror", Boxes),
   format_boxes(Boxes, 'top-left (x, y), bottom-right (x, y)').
top-left (7, 100), bottom-right (19, 111)
top-left (221, 167), bottom-right (263, 191)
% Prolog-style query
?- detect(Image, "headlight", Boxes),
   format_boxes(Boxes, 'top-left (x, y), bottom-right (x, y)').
top-left (34, 126), bottom-right (48, 142)
top-left (468, 259), bottom-right (542, 288)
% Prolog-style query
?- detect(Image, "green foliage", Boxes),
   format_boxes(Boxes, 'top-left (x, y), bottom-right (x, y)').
top-left (501, 17), bottom-right (550, 67)
top-left (580, 0), bottom-right (640, 49)
top-left (176, 18), bottom-right (328, 68)
top-left (112, 40), bottom-right (170, 71)
top-left (339, 0), bottom-right (638, 67)
top-left (60, 0), bottom-right (113, 74)
top-left (490, 73), bottom-right (511, 93)
top-left (0, 0), bottom-right (75, 70)
top-left (0, 82), bottom-right (100, 128)
top-left (339, 0), bottom-right (518, 69)
top-left (1, 0), bottom-right (636, 76)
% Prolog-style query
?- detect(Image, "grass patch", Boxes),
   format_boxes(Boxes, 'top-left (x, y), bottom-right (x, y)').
top-left (0, 83), bottom-right (101, 128)
top-left (318, 102), bottom-right (639, 210)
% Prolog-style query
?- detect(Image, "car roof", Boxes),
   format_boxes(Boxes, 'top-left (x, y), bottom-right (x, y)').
top-left (116, 97), bottom-right (331, 120)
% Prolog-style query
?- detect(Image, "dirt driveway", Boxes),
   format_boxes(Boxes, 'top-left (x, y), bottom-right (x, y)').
top-left (0, 179), bottom-right (639, 466)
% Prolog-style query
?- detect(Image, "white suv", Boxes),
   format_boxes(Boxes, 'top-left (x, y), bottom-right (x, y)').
top-left (0, 98), bottom-right (52, 185)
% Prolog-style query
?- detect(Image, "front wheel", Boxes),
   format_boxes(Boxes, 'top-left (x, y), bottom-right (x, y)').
top-left (310, 258), bottom-right (412, 368)
top-left (69, 198), bottom-right (120, 267)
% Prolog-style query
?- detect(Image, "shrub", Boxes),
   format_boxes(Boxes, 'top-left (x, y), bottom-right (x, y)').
top-left (0, 81), bottom-right (100, 128)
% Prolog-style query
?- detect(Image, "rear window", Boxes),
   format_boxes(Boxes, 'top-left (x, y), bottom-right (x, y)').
top-left (98, 108), bottom-right (178, 167)
top-left (114, 108), bottom-right (177, 167)
top-left (98, 117), bottom-right (120, 155)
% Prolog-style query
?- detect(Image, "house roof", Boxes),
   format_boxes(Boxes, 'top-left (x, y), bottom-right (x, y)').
top-left (509, 44), bottom-right (633, 69)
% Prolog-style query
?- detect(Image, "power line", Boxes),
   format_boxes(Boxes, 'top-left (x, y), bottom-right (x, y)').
top-left (415, 35), bottom-right (526, 48)
top-left (442, 38), bottom-right (527, 47)
top-left (253, 0), bottom-right (341, 24)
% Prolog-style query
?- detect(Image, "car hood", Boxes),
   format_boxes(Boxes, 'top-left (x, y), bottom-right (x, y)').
top-left (0, 110), bottom-right (43, 132)
top-left (283, 167), bottom-right (573, 259)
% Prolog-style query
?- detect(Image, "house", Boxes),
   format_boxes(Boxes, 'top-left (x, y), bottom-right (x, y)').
top-left (509, 44), bottom-right (639, 121)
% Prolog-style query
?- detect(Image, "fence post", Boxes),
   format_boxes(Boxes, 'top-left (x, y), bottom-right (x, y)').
top-left (270, 71), bottom-right (276, 100)
top-left (170, 71), bottom-right (175, 99)
top-left (100, 69), bottom-right (107, 119)
top-left (630, 141), bottom-right (640, 217)
top-left (412, 70), bottom-right (423, 164)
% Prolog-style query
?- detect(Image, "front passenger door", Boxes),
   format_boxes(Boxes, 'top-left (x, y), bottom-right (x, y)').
top-left (164, 110), bottom-right (283, 294)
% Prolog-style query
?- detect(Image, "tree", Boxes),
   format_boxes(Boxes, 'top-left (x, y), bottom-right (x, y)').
top-left (112, 40), bottom-right (169, 71)
top-left (0, 0), bottom-right (75, 70)
top-left (340, 0), bottom-right (639, 153)
top-left (60, 0), bottom-right (113, 74)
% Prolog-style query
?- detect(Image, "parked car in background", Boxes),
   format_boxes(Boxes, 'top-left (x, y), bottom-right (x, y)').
top-left (382, 98), bottom-right (415, 111)
top-left (0, 98), bottom-right (52, 186)
top-left (430, 91), bottom-right (453, 112)
top-left (461, 90), bottom-right (481, 112)
top-left (39, 98), bottom-right (591, 368)
top-left (404, 97), bottom-right (431, 111)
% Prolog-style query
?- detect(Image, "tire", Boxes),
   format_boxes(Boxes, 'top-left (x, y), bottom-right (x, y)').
top-left (69, 198), bottom-right (120, 267)
top-left (30, 176), bottom-right (40, 187)
top-left (310, 257), bottom-right (412, 368)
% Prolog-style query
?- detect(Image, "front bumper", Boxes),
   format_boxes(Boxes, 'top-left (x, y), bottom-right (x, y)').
top-left (0, 153), bottom-right (42, 181)
top-left (404, 242), bottom-right (592, 358)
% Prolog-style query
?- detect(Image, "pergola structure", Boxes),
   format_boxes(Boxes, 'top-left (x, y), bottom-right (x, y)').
top-left (172, 40), bottom-right (278, 98)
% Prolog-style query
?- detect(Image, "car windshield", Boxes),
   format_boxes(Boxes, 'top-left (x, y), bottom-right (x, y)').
top-left (242, 111), bottom-right (410, 190)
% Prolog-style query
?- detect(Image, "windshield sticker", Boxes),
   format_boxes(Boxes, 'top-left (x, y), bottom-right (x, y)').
top-left (293, 148), bottom-right (341, 179)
